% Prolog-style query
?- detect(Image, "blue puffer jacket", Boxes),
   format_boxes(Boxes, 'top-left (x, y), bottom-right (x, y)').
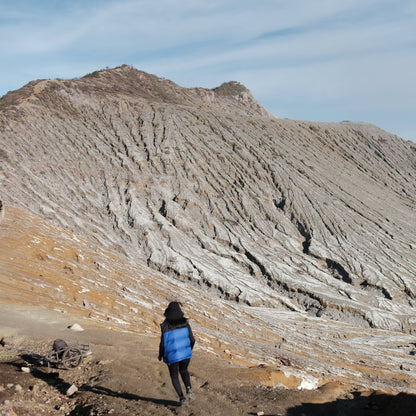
top-left (159, 319), bottom-right (195, 365)
top-left (163, 327), bottom-right (192, 364)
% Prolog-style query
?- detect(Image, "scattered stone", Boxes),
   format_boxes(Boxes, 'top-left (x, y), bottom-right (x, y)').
top-left (14, 384), bottom-right (22, 392)
top-left (6, 384), bottom-right (13, 388)
top-left (257, 412), bottom-right (265, 416)
top-left (66, 384), bottom-right (78, 396)
top-left (97, 359), bottom-right (113, 365)
top-left (21, 366), bottom-right (32, 373)
top-left (0, 385), bottom-right (4, 392)
top-left (68, 323), bottom-right (84, 332)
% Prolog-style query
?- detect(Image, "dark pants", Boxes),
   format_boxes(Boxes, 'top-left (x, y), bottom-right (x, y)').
top-left (168, 358), bottom-right (191, 398)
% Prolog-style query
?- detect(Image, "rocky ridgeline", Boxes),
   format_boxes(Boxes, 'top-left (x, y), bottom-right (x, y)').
top-left (1, 65), bottom-right (416, 334)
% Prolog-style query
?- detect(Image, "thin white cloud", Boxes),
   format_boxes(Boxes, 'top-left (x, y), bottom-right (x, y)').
top-left (0, 0), bottom-right (414, 141)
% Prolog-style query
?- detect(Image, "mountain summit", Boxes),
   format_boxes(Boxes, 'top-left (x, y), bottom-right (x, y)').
top-left (0, 65), bottom-right (271, 118)
top-left (1, 65), bottom-right (416, 393)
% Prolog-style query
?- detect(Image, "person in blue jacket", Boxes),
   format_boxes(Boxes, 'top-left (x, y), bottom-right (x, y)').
top-left (158, 301), bottom-right (195, 406)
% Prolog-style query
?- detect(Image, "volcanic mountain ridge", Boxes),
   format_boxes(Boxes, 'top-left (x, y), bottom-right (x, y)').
top-left (1, 65), bottom-right (416, 393)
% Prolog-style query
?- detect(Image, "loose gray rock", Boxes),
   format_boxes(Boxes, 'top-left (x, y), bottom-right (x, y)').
top-left (68, 323), bottom-right (84, 332)
top-left (66, 384), bottom-right (78, 396)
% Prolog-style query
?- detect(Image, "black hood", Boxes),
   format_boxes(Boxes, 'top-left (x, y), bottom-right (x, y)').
top-left (164, 301), bottom-right (184, 320)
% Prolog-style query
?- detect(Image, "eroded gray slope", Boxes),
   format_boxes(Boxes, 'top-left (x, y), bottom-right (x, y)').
top-left (1, 66), bottom-right (415, 332)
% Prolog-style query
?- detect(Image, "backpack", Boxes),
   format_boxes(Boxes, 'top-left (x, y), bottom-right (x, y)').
top-left (52, 339), bottom-right (68, 353)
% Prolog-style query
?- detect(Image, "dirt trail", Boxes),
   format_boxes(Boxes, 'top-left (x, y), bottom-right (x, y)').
top-left (1, 305), bottom-right (416, 416)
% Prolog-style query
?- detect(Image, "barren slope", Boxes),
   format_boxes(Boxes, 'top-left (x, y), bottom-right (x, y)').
top-left (1, 65), bottom-right (415, 331)
top-left (1, 205), bottom-right (416, 395)
top-left (1, 65), bottom-right (416, 395)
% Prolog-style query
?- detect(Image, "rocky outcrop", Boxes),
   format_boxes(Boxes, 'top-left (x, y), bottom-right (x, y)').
top-left (1, 65), bottom-right (415, 333)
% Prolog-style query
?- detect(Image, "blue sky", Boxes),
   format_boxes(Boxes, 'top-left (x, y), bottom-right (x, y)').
top-left (1, 0), bottom-right (415, 142)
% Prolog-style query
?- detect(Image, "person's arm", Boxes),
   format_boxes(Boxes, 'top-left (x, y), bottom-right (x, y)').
top-left (158, 331), bottom-right (164, 361)
top-left (188, 323), bottom-right (195, 349)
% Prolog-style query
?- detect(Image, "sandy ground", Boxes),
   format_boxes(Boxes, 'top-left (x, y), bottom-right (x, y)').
top-left (1, 305), bottom-right (416, 416)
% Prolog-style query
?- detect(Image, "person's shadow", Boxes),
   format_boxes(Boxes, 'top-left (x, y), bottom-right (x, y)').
top-left (79, 384), bottom-right (179, 407)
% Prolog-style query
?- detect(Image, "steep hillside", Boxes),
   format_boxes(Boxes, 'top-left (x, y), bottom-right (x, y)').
top-left (1, 65), bottom-right (415, 331)
top-left (1, 65), bottom-right (416, 394)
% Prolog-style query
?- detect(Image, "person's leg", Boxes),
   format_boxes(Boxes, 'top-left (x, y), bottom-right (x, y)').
top-left (168, 362), bottom-right (184, 399)
top-left (178, 359), bottom-right (191, 391)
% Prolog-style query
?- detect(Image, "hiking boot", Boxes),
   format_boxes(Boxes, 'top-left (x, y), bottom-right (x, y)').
top-left (179, 397), bottom-right (186, 406)
top-left (186, 388), bottom-right (195, 400)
